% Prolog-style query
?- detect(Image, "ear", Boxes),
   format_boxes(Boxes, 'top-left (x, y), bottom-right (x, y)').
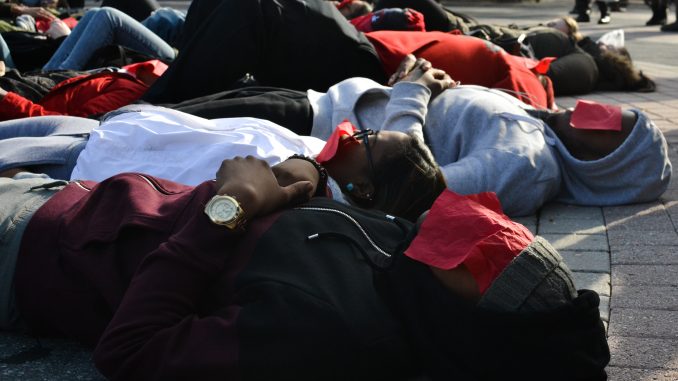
top-left (352, 181), bottom-right (376, 201)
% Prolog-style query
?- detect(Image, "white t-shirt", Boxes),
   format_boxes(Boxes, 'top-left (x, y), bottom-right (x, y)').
top-left (71, 106), bottom-right (325, 185)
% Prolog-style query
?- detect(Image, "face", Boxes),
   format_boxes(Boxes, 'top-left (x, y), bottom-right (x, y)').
top-left (323, 130), bottom-right (411, 201)
top-left (545, 18), bottom-right (571, 35)
top-left (545, 109), bottom-right (636, 161)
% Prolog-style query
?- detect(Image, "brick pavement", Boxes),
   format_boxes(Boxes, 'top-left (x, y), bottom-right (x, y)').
top-left (1, 1), bottom-right (676, 379)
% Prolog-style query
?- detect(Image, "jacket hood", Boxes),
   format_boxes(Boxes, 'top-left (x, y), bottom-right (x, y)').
top-left (548, 110), bottom-right (672, 205)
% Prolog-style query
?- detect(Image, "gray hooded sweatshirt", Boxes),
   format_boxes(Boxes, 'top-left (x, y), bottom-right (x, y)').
top-left (308, 78), bottom-right (671, 216)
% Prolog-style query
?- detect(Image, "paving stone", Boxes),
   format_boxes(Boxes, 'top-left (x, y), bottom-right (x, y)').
top-left (608, 336), bottom-right (678, 369)
top-left (604, 209), bottom-right (674, 233)
top-left (0, 333), bottom-right (102, 380)
top-left (560, 250), bottom-right (609, 273)
top-left (611, 265), bottom-right (678, 287)
top-left (608, 308), bottom-right (678, 339)
top-left (611, 246), bottom-right (678, 265)
top-left (540, 233), bottom-right (609, 252)
top-left (606, 367), bottom-right (678, 381)
top-left (603, 202), bottom-right (666, 218)
top-left (572, 272), bottom-right (610, 296)
top-left (538, 218), bottom-right (606, 235)
top-left (539, 203), bottom-right (603, 221)
top-left (511, 215), bottom-right (537, 235)
top-left (612, 286), bottom-right (678, 310)
top-left (599, 295), bottom-right (610, 322)
top-left (607, 229), bottom-right (678, 247)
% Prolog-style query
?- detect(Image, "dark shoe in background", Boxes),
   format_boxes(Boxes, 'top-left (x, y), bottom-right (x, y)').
top-left (661, 21), bottom-right (678, 31)
top-left (576, 12), bottom-right (592, 22)
top-left (646, 13), bottom-right (668, 25)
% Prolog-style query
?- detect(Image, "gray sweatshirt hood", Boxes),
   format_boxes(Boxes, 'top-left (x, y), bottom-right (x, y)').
top-left (547, 110), bottom-right (672, 205)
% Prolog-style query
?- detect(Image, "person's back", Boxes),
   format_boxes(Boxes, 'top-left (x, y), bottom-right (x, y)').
top-left (365, 31), bottom-right (554, 109)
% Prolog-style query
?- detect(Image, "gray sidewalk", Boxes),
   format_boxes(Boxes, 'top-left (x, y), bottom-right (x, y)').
top-left (1, 1), bottom-right (677, 380)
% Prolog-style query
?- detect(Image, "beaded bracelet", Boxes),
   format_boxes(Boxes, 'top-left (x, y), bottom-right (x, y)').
top-left (287, 154), bottom-right (328, 197)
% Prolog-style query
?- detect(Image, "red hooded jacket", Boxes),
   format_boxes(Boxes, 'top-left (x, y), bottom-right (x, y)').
top-left (0, 71), bottom-right (148, 120)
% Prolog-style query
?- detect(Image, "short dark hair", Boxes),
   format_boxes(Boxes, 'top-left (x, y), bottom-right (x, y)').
top-left (357, 133), bottom-right (446, 222)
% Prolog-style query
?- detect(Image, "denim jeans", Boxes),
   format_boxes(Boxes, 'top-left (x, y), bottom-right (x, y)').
top-left (0, 33), bottom-right (16, 68)
top-left (0, 116), bottom-right (96, 179)
top-left (0, 172), bottom-right (62, 330)
top-left (43, 6), bottom-right (175, 71)
top-left (141, 7), bottom-right (185, 46)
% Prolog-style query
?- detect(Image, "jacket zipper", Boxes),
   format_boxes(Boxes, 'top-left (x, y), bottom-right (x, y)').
top-left (135, 173), bottom-right (172, 195)
top-left (73, 180), bottom-right (91, 191)
top-left (295, 206), bottom-right (393, 258)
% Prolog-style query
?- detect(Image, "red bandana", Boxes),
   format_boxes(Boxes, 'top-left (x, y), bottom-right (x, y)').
top-left (405, 190), bottom-right (534, 294)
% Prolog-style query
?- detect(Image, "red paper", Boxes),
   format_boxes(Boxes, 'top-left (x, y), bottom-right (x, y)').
top-left (405, 190), bottom-right (534, 293)
top-left (513, 56), bottom-right (556, 75)
top-left (122, 60), bottom-right (169, 81)
top-left (570, 100), bottom-right (622, 131)
top-left (315, 120), bottom-right (357, 163)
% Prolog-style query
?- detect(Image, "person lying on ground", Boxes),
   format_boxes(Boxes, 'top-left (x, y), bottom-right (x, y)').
top-left (42, 6), bottom-right (175, 72)
top-left (466, 16), bottom-right (655, 95)
top-left (164, 57), bottom-right (670, 216)
top-left (0, 106), bottom-right (446, 221)
top-left (143, 0), bottom-right (553, 109)
top-left (1, 157), bottom-right (609, 380)
top-left (0, 59), bottom-right (166, 120)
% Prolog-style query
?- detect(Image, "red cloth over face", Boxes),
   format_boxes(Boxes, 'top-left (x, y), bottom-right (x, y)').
top-left (570, 100), bottom-right (622, 131)
top-left (315, 120), bottom-right (358, 163)
top-left (405, 190), bottom-right (534, 294)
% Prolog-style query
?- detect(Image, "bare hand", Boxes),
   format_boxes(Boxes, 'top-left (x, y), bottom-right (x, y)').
top-left (388, 54), bottom-right (432, 86)
top-left (45, 18), bottom-right (71, 39)
top-left (271, 158), bottom-right (320, 200)
top-left (401, 58), bottom-right (457, 99)
top-left (215, 156), bottom-right (314, 220)
top-left (14, 5), bottom-right (56, 21)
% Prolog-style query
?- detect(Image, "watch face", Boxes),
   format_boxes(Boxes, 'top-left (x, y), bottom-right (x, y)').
top-left (207, 196), bottom-right (238, 223)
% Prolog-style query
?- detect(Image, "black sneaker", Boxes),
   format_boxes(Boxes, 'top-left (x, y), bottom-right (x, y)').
top-left (576, 13), bottom-right (591, 22)
top-left (646, 13), bottom-right (668, 25)
top-left (661, 21), bottom-right (678, 31)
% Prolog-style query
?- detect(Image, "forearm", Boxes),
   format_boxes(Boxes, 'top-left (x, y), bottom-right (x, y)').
top-left (381, 81), bottom-right (431, 141)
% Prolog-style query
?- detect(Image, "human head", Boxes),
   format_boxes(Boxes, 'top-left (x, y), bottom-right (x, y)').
top-left (337, 0), bottom-right (373, 19)
top-left (542, 108), bottom-right (635, 161)
top-left (324, 131), bottom-right (446, 221)
top-left (545, 16), bottom-right (582, 41)
top-left (595, 47), bottom-right (656, 92)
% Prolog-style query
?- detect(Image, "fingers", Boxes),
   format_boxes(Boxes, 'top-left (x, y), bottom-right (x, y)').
top-left (281, 180), bottom-right (314, 205)
top-left (388, 54), bottom-right (416, 86)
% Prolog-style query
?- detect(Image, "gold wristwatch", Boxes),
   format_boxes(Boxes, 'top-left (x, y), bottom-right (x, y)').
top-left (204, 195), bottom-right (246, 229)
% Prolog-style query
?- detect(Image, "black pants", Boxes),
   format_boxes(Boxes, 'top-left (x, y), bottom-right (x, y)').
top-left (143, 0), bottom-right (385, 103)
top-left (101, 0), bottom-right (160, 21)
top-left (167, 87), bottom-right (314, 136)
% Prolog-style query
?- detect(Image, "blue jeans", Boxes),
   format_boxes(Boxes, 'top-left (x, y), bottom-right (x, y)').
top-left (0, 116), bottom-right (97, 179)
top-left (0, 33), bottom-right (16, 69)
top-left (43, 7), bottom-right (175, 71)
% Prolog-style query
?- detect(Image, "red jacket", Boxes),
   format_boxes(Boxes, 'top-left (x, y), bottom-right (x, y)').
top-left (366, 31), bottom-right (555, 109)
top-left (0, 71), bottom-right (148, 120)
